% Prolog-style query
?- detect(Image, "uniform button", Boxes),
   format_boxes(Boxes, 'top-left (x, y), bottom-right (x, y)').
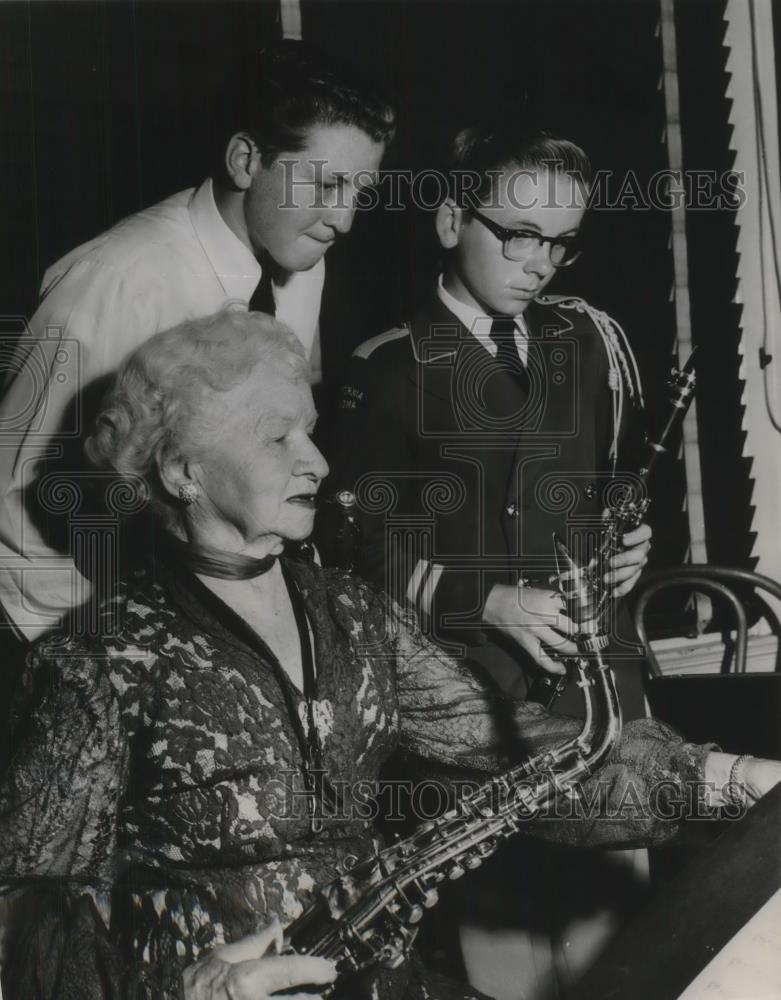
top-left (506, 503), bottom-right (520, 518)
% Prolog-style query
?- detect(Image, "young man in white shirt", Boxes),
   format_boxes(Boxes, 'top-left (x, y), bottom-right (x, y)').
top-left (0, 40), bottom-right (393, 643)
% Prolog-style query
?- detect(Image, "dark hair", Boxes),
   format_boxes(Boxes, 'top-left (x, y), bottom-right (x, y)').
top-left (240, 40), bottom-right (396, 166)
top-left (447, 123), bottom-right (592, 206)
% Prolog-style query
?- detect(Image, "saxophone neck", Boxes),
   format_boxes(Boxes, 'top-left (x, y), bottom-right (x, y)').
top-left (572, 652), bottom-right (622, 778)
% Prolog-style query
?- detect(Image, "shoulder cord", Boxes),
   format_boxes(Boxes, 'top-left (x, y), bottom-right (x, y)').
top-left (537, 295), bottom-right (645, 473)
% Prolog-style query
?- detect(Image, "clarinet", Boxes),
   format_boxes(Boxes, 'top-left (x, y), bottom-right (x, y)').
top-left (529, 350), bottom-right (698, 706)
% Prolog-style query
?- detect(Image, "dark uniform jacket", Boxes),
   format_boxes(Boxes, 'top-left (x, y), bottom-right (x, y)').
top-left (322, 291), bottom-right (644, 707)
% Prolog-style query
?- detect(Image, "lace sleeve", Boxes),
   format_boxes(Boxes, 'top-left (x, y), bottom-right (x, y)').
top-left (531, 718), bottom-right (717, 849)
top-left (389, 600), bottom-right (584, 773)
top-left (0, 649), bottom-right (130, 883)
top-left (359, 588), bottom-right (717, 848)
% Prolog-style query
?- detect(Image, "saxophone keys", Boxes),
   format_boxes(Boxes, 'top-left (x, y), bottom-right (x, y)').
top-left (422, 888), bottom-right (439, 908)
top-left (407, 904), bottom-right (424, 924)
top-left (465, 855), bottom-right (483, 870)
top-left (448, 864), bottom-right (466, 880)
top-left (575, 633), bottom-right (609, 654)
top-left (381, 942), bottom-right (406, 969)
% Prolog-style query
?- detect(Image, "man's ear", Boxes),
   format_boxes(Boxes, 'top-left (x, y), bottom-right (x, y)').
top-left (435, 198), bottom-right (465, 249)
top-left (157, 450), bottom-right (202, 504)
top-left (224, 132), bottom-right (262, 192)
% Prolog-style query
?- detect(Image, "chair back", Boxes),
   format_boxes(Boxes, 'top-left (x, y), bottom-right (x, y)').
top-left (634, 566), bottom-right (781, 758)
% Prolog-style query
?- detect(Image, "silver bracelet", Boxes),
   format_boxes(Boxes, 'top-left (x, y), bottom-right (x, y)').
top-left (724, 753), bottom-right (753, 807)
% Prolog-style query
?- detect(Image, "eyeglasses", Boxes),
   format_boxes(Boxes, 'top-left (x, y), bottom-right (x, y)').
top-left (468, 208), bottom-right (582, 268)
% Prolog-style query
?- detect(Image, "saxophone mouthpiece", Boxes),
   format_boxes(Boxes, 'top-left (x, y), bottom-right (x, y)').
top-left (316, 490), bottom-right (357, 511)
top-left (552, 534), bottom-right (579, 585)
top-left (316, 490), bottom-right (362, 573)
top-left (552, 534), bottom-right (603, 636)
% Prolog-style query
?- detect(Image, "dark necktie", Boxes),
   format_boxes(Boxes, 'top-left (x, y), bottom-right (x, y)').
top-left (489, 317), bottom-right (528, 387)
top-left (249, 259), bottom-right (276, 316)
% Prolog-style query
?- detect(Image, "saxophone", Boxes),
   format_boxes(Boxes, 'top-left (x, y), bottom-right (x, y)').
top-left (284, 644), bottom-right (620, 987)
top-left (295, 353), bottom-right (697, 991)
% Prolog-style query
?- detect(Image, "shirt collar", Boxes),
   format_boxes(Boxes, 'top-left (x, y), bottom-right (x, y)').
top-left (436, 275), bottom-right (528, 357)
top-left (189, 179), bottom-right (261, 302)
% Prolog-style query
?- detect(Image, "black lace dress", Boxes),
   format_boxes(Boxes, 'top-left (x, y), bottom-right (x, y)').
top-left (0, 557), bottom-right (712, 999)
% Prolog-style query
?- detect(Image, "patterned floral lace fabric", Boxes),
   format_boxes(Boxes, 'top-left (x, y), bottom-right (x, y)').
top-left (0, 557), bottom-right (712, 998)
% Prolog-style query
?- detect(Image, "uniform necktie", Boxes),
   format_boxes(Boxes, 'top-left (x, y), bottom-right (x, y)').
top-left (249, 258), bottom-right (276, 316)
top-left (489, 316), bottom-right (528, 388)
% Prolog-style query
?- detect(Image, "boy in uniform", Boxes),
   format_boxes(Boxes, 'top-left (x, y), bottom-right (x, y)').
top-left (322, 124), bottom-right (652, 1000)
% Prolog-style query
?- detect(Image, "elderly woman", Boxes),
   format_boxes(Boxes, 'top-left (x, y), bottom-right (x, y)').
top-left (0, 309), bottom-right (779, 1000)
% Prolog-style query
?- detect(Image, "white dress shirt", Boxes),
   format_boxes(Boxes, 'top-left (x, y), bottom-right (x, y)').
top-left (436, 275), bottom-right (529, 366)
top-left (0, 179), bottom-right (324, 638)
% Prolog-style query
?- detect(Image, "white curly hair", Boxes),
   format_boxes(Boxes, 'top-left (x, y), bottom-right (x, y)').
top-left (85, 308), bottom-right (309, 526)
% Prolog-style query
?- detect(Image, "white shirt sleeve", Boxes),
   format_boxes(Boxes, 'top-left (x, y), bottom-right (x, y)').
top-left (274, 257), bottom-right (325, 381)
top-left (308, 321), bottom-right (323, 385)
top-left (0, 258), bottom-right (157, 639)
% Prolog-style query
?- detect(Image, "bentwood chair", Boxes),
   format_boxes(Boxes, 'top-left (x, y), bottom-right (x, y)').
top-left (634, 565), bottom-right (781, 759)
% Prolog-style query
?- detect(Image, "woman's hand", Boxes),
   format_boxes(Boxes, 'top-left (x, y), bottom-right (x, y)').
top-left (741, 757), bottom-right (781, 804)
top-left (604, 521), bottom-right (652, 598)
top-left (183, 920), bottom-right (337, 1000)
top-left (706, 751), bottom-right (781, 808)
top-left (483, 583), bottom-right (579, 675)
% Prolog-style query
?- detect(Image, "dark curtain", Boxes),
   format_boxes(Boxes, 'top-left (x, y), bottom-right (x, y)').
top-left (0, 0), bottom-right (281, 322)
